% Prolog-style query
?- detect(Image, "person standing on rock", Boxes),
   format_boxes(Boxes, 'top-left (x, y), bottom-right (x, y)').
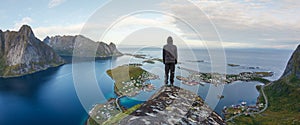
top-left (163, 36), bottom-right (178, 86)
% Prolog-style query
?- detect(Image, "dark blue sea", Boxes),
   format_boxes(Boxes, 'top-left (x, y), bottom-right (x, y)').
top-left (0, 48), bottom-right (293, 125)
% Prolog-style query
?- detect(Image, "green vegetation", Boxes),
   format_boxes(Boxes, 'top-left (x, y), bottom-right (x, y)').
top-left (226, 45), bottom-right (300, 124)
top-left (0, 60), bottom-right (64, 78)
top-left (142, 58), bottom-right (164, 64)
top-left (106, 65), bottom-right (146, 85)
top-left (265, 77), bottom-right (300, 112)
top-left (88, 117), bottom-right (99, 125)
top-left (187, 60), bottom-right (204, 63)
top-left (152, 58), bottom-right (163, 62)
top-left (255, 72), bottom-right (273, 77)
top-left (125, 54), bottom-right (147, 59)
top-left (102, 104), bottom-right (141, 125)
top-left (106, 65), bottom-right (147, 96)
top-left (225, 108), bottom-right (242, 120)
top-left (0, 58), bottom-right (5, 76)
top-left (143, 59), bottom-right (155, 64)
top-left (54, 49), bottom-right (73, 56)
top-left (88, 104), bottom-right (142, 125)
top-left (251, 77), bottom-right (270, 84)
top-left (228, 63), bottom-right (240, 67)
top-left (227, 75), bottom-right (300, 125)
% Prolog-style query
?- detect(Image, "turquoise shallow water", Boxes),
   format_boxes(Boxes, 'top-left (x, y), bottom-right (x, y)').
top-left (0, 48), bottom-right (293, 124)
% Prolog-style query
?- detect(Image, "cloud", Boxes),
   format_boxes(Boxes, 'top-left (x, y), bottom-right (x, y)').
top-left (48, 0), bottom-right (66, 8)
top-left (100, 14), bottom-right (179, 44)
top-left (159, 0), bottom-right (300, 49)
top-left (33, 23), bottom-right (84, 39)
top-left (14, 17), bottom-right (33, 30)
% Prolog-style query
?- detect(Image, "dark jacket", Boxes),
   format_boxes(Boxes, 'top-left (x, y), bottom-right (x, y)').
top-left (163, 42), bottom-right (178, 64)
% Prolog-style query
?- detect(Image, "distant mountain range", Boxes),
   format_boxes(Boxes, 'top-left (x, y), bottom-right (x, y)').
top-left (0, 25), bottom-right (122, 78)
top-left (43, 35), bottom-right (122, 57)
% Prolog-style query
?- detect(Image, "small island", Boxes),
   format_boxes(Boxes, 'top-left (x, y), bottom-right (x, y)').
top-left (176, 67), bottom-right (273, 85)
top-left (142, 59), bottom-right (155, 64)
top-left (125, 53), bottom-right (164, 65)
top-left (87, 98), bottom-right (142, 125)
top-left (228, 63), bottom-right (240, 67)
top-left (124, 53), bottom-right (147, 59)
top-left (87, 64), bottom-right (159, 125)
top-left (187, 60), bottom-right (205, 63)
top-left (106, 64), bottom-right (159, 97)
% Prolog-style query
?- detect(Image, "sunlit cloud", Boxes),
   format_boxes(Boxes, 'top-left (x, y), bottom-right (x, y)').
top-left (33, 23), bottom-right (84, 40)
top-left (8, 0), bottom-right (298, 49)
top-left (48, 0), bottom-right (66, 8)
top-left (13, 17), bottom-right (33, 30)
top-left (159, 0), bottom-right (300, 49)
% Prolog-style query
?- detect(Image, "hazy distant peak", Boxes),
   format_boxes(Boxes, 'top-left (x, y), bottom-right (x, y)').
top-left (44, 35), bottom-right (122, 57)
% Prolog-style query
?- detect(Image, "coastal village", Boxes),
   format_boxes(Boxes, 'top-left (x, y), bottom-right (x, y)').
top-left (116, 71), bottom-right (158, 97)
top-left (106, 64), bottom-right (159, 97)
top-left (222, 101), bottom-right (265, 120)
top-left (176, 67), bottom-right (273, 86)
top-left (175, 66), bottom-right (274, 122)
top-left (87, 64), bottom-right (159, 125)
top-left (87, 99), bottom-right (121, 125)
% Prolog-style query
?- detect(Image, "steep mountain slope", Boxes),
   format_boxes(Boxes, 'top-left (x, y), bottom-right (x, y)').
top-left (43, 35), bottom-right (122, 57)
top-left (264, 44), bottom-right (300, 113)
top-left (281, 45), bottom-right (300, 80)
top-left (0, 25), bottom-right (64, 78)
top-left (228, 45), bottom-right (300, 124)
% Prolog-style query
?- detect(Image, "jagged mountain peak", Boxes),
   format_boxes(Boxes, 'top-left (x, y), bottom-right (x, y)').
top-left (109, 42), bottom-right (116, 46)
top-left (0, 25), bottom-right (64, 78)
top-left (18, 25), bottom-right (35, 38)
top-left (45, 35), bottom-right (122, 57)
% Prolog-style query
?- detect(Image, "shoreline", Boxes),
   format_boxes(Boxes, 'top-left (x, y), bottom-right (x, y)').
top-left (0, 62), bottom-right (65, 78)
top-left (177, 66), bottom-right (272, 85)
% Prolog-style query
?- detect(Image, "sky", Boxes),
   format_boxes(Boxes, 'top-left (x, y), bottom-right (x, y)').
top-left (0, 0), bottom-right (299, 49)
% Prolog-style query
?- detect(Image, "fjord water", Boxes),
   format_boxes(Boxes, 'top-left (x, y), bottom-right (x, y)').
top-left (0, 48), bottom-right (293, 125)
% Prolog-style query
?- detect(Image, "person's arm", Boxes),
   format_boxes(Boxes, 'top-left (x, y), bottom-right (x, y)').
top-left (163, 46), bottom-right (166, 64)
top-left (175, 46), bottom-right (178, 64)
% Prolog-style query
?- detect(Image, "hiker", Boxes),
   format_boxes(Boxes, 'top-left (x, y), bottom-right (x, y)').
top-left (163, 36), bottom-right (178, 86)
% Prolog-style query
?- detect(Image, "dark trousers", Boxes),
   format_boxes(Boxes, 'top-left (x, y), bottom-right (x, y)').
top-left (165, 63), bottom-right (175, 84)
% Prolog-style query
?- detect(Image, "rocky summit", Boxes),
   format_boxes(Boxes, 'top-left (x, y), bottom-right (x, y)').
top-left (281, 44), bottom-right (300, 79)
top-left (0, 25), bottom-right (64, 78)
top-left (119, 86), bottom-right (225, 125)
top-left (43, 35), bottom-right (122, 57)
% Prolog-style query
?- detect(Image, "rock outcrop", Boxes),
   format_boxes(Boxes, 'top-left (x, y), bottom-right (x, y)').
top-left (266, 44), bottom-right (300, 95)
top-left (119, 86), bottom-right (225, 125)
top-left (281, 44), bottom-right (300, 79)
top-left (0, 25), bottom-right (64, 78)
top-left (43, 35), bottom-right (122, 57)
